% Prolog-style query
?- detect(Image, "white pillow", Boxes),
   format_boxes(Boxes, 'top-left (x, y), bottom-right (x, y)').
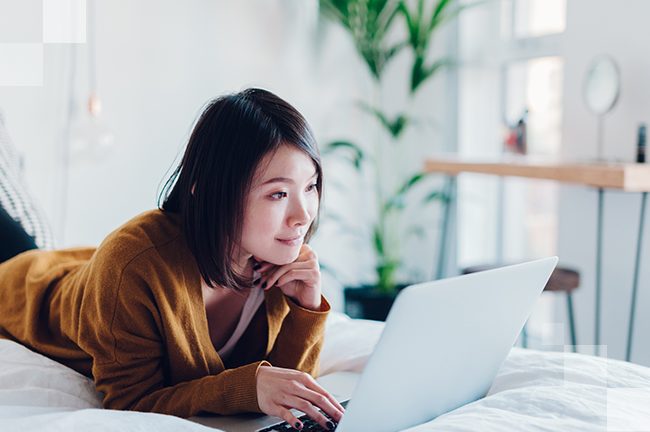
top-left (0, 338), bottom-right (101, 410)
top-left (0, 312), bottom-right (381, 410)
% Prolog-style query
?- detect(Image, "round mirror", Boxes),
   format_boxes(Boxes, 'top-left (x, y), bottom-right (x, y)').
top-left (584, 56), bottom-right (620, 115)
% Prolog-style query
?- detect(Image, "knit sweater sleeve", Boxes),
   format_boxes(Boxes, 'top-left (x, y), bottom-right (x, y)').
top-left (265, 294), bottom-right (331, 377)
top-left (78, 255), bottom-right (269, 418)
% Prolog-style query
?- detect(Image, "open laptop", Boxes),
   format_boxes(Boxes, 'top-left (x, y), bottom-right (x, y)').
top-left (191, 257), bottom-right (558, 432)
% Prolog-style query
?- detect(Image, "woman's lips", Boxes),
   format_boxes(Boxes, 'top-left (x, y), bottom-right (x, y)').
top-left (276, 236), bottom-right (302, 246)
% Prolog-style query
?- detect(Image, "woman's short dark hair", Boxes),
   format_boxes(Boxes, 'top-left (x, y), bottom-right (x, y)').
top-left (159, 88), bottom-right (323, 291)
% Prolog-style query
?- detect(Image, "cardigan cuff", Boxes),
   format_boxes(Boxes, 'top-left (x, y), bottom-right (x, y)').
top-left (215, 360), bottom-right (271, 414)
top-left (281, 294), bottom-right (330, 343)
top-left (285, 294), bottom-right (331, 315)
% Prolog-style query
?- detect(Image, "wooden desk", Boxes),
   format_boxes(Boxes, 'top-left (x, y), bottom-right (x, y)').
top-left (424, 156), bottom-right (650, 361)
top-left (424, 156), bottom-right (650, 191)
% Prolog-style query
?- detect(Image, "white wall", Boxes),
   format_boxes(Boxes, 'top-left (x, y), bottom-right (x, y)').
top-left (559, 0), bottom-right (650, 365)
top-left (0, 0), bottom-right (454, 312)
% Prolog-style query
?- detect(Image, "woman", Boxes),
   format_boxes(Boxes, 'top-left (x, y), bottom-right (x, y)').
top-left (0, 88), bottom-right (344, 430)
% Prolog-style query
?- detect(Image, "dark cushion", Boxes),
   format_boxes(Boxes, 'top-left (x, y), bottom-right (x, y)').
top-left (0, 110), bottom-right (54, 249)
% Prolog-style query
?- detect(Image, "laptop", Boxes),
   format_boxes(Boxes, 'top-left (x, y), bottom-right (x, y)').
top-left (190, 257), bottom-right (558, 432)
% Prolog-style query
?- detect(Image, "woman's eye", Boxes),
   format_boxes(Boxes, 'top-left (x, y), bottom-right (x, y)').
top-left (307, 183), bottom-right (318, 192)
top-left (270, 191), bottom-right (288, 200)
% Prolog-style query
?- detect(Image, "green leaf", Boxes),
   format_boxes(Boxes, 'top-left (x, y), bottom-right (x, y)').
top-left (411, 57), bottom-right (454, 93)
top-left (396, 0), bottom-right (471, 93)
top-left (376, 259), bottom-right (400, 293)
top-left (322, 140), bottom-right (365, 170)
top-left (319, 0), bottom-right (403, 80)
top-left (398, 0), bottom-right (419, 49)
top-left (430, 0), bottom-right (453, 30)
top-left (358, 102), bottom-right (410, 139)
top-left (378, 0), bottom-right (403, 33)
top-left (384, 171), bottom-right (429, 212)
top-left (422, 189), bottom-right (450, 205)
top-left (430, 1), bottom-right (486, 32)
top-left (384, 40), bottom-right (409, 63)
top-left (416, 0), bottom-right (425, 41)
top-left (400, 171), bottom-right (427, 193)
top-left (373, 224), bottom-right (384, 256)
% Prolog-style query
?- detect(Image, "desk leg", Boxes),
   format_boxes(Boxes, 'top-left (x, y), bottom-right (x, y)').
top-left (595, 188), bottom-right (604, 356)
top-left (436, 176), bottom-right (456, 280)
top-left (626, 191), bottom-right (647, 362)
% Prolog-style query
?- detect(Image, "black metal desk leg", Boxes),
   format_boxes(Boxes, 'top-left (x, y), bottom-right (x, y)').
top-left (436, 176), bottom-right (456, 280)
top-left (626, 191), bottom-right (647, 362)
top-left (595, 188), bottom-right (604, 356)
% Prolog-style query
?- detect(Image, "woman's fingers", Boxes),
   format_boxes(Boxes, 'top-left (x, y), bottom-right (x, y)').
top-left (275, 269), bottom-right (319, 288)
top-left (257, 262), bottom-right (275, 274)
top-left (285, 396), bottom-right (335, 430)
top-left (256, 367), bottom-right (343, 430)
top-left (263, 261), bottom-right (312, 290)
top-left (294, 386), bottom-right (344, 424)
top-left (276, 407), bottom-right (304, 431)
top-left (297, 244), bottom-right (317, 261)
top-left (299, 374), bottom-right (346, 417)
top-left (251, 257), bottom-right (275, 273)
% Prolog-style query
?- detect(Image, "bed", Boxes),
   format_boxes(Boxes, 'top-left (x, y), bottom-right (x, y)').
top-left (1, 311), bottom-right (649, 431)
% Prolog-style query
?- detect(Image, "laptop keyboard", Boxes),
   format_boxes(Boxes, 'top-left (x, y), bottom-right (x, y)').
top-left (256, 399), bottom-right (350, 432)
top-left (257, 411), bottom-right (337, 431)
top-left (257, 401), bottom-right (348, 432)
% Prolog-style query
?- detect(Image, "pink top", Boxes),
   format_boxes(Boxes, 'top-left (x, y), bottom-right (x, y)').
top-left (216, 270), bottom-right (265, 361)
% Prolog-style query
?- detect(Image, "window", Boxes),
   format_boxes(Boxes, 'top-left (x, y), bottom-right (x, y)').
top-left (502, 0), bottom-right (566, 39)
top-left (457, 0), bottom-right (567, 347)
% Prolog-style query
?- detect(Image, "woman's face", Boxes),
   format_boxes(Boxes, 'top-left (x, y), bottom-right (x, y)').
top-left (238, 144), bottom-right (319, 266)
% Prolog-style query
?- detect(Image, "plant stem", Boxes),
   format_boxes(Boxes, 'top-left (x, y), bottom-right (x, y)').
top-left (373, 79), bottom-right (384, 285)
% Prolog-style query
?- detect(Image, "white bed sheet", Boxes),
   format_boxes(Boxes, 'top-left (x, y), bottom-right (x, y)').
top-left (1, 312), bottom-right (649, 431)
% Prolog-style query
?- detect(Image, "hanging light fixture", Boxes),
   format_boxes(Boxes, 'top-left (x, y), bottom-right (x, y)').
top-left (68, 0), bottom-right (114, 162)
top-left (69, 92), bottom-right (114, 161)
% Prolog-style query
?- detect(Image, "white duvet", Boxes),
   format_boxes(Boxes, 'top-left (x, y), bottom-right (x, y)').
top-left (1, 312), bottom-right (649, 431)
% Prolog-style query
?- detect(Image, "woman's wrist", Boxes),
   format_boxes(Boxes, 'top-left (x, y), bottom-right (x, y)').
top-left (300, 300), bottom-right (322, 311)
top-left (291, 293), bottom-right (322, 311)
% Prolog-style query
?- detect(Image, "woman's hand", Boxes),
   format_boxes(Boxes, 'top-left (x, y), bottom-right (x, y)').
top-left (256, 244), bottom-right (322, 310)
top-left (256, 365), bottom-right (345, 430)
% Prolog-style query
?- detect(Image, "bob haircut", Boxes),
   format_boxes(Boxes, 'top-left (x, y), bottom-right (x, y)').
top-left (159, 88), bottom-right (323, 291)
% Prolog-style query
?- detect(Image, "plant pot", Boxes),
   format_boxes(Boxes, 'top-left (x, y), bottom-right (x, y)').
top-left (343, 284), bottom-right (411, 321)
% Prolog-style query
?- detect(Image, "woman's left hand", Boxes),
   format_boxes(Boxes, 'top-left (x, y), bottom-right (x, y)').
top-left (256, 244), bottom-right (322, 310)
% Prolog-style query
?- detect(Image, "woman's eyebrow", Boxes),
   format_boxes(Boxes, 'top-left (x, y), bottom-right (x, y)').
top-left (259, 171), bottom-right (318, 186)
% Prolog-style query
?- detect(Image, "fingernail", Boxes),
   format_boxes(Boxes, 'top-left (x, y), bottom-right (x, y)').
top-left (253, 278), bottom-right (260, 285)
top-left (261, 281), bottom-right (267, 289)
top-left (253, 262), bottom-right (261, 270)
top-left (327, 420), bottom-right (335, 430)
top-left (294, 421), bottom-right (302, 429)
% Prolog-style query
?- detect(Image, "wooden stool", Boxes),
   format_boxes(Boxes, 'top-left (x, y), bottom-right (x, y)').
top-left (461, 264), bottom-right (580, 351)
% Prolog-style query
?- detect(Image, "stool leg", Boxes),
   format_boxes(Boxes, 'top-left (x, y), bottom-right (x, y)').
top-left (626, 191), bottom-right (647, 362)
top-left (435, 176), bottom-right (456, 280)
top-left (567, 293), bottom-right (577, 353)
top-left (521, 324), bottom-right (528, 348)
top-left (595, 188), bottom-right (604, 356)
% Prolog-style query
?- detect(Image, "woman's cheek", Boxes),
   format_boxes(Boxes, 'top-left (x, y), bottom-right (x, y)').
top-left (308, 195), bottom-right (319, 221)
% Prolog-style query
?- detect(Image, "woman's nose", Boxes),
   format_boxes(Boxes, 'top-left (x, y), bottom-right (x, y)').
top-left (288, 200), bottom-right (311, 227)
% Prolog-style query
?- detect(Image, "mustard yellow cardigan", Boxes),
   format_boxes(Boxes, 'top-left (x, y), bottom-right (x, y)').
top-left (0, 210), bottom-right (330, 417)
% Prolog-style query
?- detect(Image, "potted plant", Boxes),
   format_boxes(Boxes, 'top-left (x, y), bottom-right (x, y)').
top-left (318, 0), bottom-right (471, 320)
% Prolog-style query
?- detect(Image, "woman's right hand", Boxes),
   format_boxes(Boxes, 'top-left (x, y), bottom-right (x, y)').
top-left (256, 365), bottom-right (345, 430)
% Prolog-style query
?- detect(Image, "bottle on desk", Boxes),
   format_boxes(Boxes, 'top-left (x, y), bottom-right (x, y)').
top-left (636, 123), bottom-right (646, 163)
top-left (503, 108), bottom-right (528, 155)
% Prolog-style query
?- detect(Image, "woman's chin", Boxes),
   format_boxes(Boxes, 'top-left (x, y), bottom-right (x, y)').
top-left (261, 249), bottom-right (301, 266)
